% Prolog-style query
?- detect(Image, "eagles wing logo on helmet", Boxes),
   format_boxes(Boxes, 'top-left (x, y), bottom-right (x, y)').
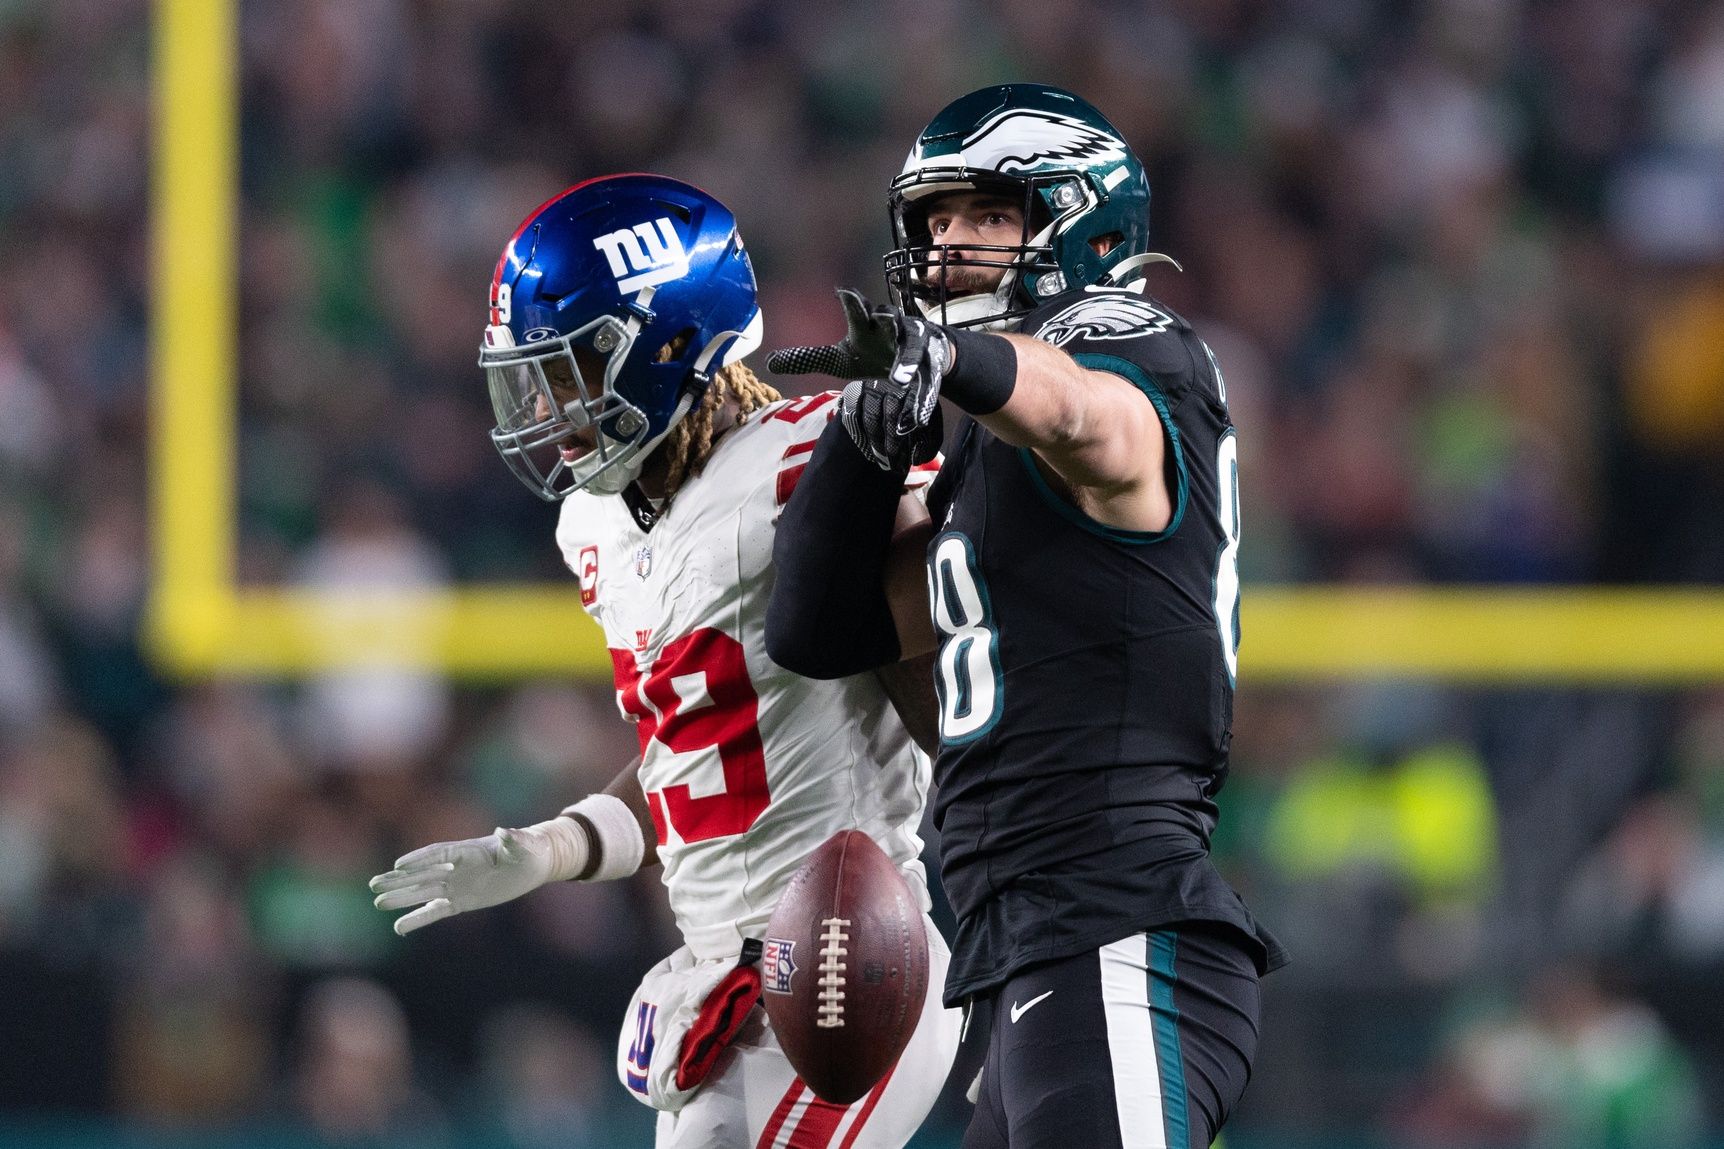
top-left (958, 109), bottom-right (1128, 174)
top-left (1035, 294), bottom-right (1174, 348)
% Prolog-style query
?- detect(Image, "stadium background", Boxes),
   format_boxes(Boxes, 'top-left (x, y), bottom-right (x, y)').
top-left (4, 0), bottom-right (1724, 1145)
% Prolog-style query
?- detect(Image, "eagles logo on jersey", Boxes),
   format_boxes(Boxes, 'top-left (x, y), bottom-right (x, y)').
top-left (1033, 292), bottom-right (1175, 348)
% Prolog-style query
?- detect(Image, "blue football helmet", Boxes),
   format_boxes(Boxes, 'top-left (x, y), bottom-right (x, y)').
top-left (481, 174), bottom-right (763, 500)
top-left (884, 84), bottom-right (1161, 329)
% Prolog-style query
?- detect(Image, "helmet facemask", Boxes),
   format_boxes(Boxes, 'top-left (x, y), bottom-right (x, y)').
top-left (884, 170), bottom-right (1099, 329)
top-left (482, 305), bottom-right (761, 501)
top-left (482, 314), bottom-right (676, 501)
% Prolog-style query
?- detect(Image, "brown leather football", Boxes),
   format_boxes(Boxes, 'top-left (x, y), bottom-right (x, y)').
top-left (760, 829), bottom-right (929, 1103)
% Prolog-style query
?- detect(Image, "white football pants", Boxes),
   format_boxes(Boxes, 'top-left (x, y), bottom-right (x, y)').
top-left (655, 914), bottom-right (960, 1149)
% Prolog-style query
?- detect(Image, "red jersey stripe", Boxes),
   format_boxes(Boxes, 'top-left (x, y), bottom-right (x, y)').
top-left (775, 464), bottom-right (809, 507)
top-left (787, 1091), bottom-right (849, 1149)
top-left (756, 1078), bottom-right (807, 1149)
top-left (837, 1063), bottom-right (898, 1149)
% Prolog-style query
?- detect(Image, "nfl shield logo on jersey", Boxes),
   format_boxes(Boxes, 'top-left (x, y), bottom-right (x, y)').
top-left (762, 938), bottom-right (798, 994)
top-left (634, 545), bottom-right (653, 579)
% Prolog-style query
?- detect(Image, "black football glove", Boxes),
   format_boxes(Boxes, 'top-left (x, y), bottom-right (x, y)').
top-left (768, 288), bottom-right (924, 378)
top-left (839, 377), bottom-right (944, 473)
top-left (768, 289), bottom-right (949, 443)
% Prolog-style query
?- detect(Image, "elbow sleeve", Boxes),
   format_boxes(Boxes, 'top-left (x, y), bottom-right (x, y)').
top-left (765, 418), bottom-right (904, 679)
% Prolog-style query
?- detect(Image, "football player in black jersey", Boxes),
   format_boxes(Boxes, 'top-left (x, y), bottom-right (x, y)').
top-left (764, 85), bottom-right (1288, 1149)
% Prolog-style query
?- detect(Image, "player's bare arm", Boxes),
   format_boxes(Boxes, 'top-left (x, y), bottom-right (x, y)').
top-left (601, 755), bottom-right (660, 869)
top-left (869, 489), bottom-right (940, 751)
top-left (966, 332), bottom-right (1173, 532)
top-left (873, 653), bottom-right (938, 756)
top-left (886, 488), bottom-right (937, 657)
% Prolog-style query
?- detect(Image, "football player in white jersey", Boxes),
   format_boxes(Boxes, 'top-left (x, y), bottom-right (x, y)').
top-left (368, 175), bottom-right (959, 1149)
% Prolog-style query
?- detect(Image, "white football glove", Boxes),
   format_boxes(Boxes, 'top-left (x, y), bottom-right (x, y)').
top-left (369, 821), bottom-right (582, 936)
top-left (371, 794), bottom-right (647, 936)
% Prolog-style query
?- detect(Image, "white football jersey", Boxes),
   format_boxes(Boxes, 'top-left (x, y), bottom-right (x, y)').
top-left (557, 391), bottom-right (938, 961)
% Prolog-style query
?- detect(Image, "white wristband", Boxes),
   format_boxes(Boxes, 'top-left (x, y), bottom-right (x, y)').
top-left (558, 793), bottom-right (647, 882)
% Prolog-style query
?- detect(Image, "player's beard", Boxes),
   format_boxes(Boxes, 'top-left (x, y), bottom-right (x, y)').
top-left (925, 261), bottom-right (1008, 298)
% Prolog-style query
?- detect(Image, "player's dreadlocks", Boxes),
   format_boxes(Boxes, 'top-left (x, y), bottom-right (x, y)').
top-left (658, 361), bottom-right (782, 501)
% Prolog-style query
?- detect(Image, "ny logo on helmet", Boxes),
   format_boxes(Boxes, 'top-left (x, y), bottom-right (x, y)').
top-left (592, 217), bottom-right (690, 294)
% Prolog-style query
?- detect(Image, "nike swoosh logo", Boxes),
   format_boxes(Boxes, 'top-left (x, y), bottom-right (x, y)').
top-left (1009, 990), bottom-right (1053, 1024)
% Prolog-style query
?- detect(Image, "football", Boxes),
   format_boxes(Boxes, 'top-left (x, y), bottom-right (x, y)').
top-left (760, 829), bottom-right (929, 1104)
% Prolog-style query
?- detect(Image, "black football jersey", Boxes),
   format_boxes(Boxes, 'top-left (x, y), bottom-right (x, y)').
top-left (924, 287), bottom-right (1287, 1004)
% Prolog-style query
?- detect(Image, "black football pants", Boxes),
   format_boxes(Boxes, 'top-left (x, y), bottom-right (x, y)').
top-left (960, 922), bottom-right (1261, 1149)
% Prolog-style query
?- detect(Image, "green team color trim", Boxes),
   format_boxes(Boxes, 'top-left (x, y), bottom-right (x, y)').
top-left (1149, 930), bottom-right (1190, 1149)
top-left (1017, 352), bottom-right (1188, 544)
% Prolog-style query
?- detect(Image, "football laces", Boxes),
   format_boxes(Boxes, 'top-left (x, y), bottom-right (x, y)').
top-left (816, 916), bottom-right (851, 1029)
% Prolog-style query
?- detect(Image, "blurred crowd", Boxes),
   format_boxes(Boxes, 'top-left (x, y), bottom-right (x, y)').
top-left (4, 0), bottom-right (1724, 1145)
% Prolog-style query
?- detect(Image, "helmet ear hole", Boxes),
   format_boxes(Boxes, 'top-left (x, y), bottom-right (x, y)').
top-left (899, 199), bottom-right (933, 246)
top-left (1090, 231), bottom-right (1124, 257)
top-left (656, 328), bottom-right (697, 364)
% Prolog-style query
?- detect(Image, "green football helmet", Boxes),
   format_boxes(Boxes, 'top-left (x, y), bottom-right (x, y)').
top-left (885, 84), bottom-right (1160, 329)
